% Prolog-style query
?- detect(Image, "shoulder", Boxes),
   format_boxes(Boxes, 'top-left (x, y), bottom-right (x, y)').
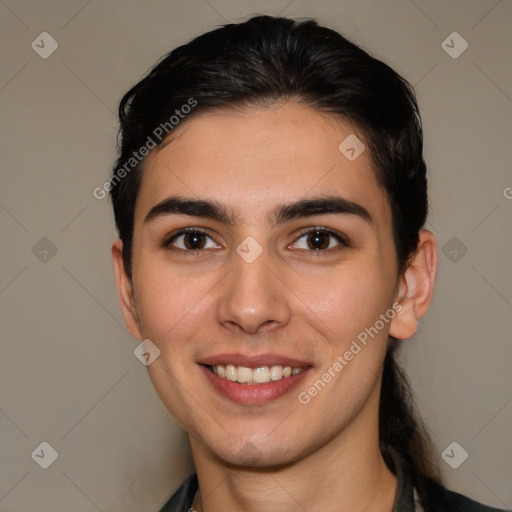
top-left (440, 488), bottom-right (507, 512)
top-left (425, 479), bottom-right (508, 512)
top-left (157, 473), bottom-right (198, 512)
top-left (386, 446), bottom-right (506, 512)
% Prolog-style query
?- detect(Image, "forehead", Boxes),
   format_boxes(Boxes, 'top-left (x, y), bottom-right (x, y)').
top-left (134, 102), bottom-right (391, 228)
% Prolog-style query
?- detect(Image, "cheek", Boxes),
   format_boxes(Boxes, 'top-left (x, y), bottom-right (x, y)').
top-left (132, 258), bottom-right (214, 343)
top-left (292, 259), bottom-right (393, 344)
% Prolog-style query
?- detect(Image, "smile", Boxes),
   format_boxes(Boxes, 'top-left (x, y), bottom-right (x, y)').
top-left (206, 364), bottom-right (305, 384)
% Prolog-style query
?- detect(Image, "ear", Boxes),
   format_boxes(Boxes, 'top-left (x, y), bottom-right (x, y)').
top-left (389, 230), bottom-right (438, 340)
top-left (112, 239), bottom-right (143, 340)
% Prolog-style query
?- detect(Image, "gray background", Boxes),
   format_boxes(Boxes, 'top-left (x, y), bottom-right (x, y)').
top-left (1, 0), bottom-right (511, 510)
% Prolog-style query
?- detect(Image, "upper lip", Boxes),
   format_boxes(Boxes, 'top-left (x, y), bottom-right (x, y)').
top-left (198, 353), bottom-right (311, 368)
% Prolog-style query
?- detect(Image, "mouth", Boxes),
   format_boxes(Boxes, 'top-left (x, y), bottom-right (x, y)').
top-left (205, 363), bottom-right (306, 384)
top-left (198, 354), bottom-right (312, 405)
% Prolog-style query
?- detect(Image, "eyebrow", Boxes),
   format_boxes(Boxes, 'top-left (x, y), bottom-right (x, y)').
top-left (144, 197), bottom-right (236, 225)
top-left (144, 195), bottom-right (373, 226)
top-left (274, 196), bottom-right (372, 225)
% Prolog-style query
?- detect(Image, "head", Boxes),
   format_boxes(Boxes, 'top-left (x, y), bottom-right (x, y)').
top-left (111, 14), bottom-right (438, 484)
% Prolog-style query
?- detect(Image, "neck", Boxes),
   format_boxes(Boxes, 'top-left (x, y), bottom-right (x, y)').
top-left (189, 384), bottom-right (398, 512)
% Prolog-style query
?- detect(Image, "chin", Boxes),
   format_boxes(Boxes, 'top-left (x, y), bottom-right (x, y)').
top-left (222, 449), bottom-right (297, 470)
top-left (204, 435), bottom-right (307, 470)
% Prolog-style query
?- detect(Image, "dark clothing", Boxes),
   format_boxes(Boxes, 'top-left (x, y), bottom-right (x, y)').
top-left (158, 448), bottom-right (507, 511)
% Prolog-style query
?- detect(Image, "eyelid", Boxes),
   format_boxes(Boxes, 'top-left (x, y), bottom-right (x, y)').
top-left (292, 226), bottom-right (350, 247)
top-left (162, 227), bottom-right (220, 249)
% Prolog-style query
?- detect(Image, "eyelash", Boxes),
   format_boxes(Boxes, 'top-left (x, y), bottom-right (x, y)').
top-left (162, 226), bottom-right (349, 254)
top-left (295, 227), bottom-right (349, 250)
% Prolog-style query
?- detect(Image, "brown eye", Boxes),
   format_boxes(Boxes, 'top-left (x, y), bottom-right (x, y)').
top-left (183, 232), bottom-right (207, 250)
top-left (306, 231), bottom-right (331, 250)
top-left (165, 229), bottom-right (220, 251)
top-left (291, 228), bottom-right (348, 251)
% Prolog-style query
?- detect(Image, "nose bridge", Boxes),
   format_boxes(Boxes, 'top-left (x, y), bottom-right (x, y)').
top-left (216, 241), bottom-right (291, 334)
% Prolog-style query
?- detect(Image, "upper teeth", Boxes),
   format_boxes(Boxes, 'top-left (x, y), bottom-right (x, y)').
top-left (211, 364), bottom-right (304, 384)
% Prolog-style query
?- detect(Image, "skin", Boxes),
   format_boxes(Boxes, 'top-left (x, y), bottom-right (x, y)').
top-left (112, 102), bottom-right (438, 512)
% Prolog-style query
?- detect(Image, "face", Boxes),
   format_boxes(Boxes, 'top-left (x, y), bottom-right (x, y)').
top-left (116, 102), bottom-right (406, 467)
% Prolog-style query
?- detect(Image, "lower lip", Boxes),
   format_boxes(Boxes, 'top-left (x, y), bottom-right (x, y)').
top-left (200, 365), bottom-right (311, 405)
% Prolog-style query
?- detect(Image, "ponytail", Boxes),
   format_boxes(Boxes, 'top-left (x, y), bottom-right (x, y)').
top-left (379, 340), bottom-right (445, 511)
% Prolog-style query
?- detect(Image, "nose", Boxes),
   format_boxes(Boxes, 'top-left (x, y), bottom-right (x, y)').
top-left (216, 245), bottom-right (292, 335)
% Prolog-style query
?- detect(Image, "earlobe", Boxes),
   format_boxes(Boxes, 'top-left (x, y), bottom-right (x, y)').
top-left (389, 230), bottom-right (438, 340)
top-left (111, 239), bottom-right (143, 340)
